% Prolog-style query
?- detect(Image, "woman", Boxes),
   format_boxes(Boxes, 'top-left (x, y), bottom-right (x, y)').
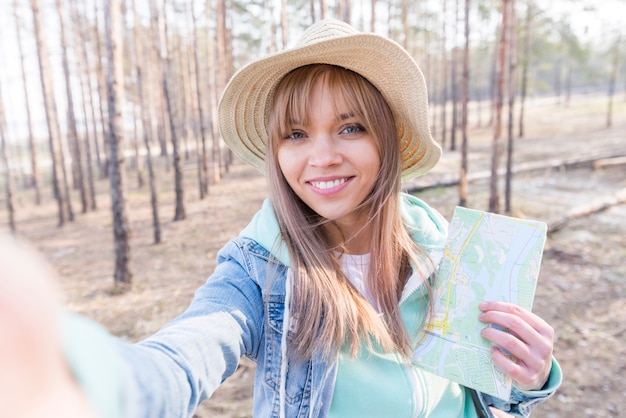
top-left (2, 19), bottom-right (561, 418)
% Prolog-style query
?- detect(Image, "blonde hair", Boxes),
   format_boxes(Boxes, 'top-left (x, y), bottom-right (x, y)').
top-left (266, 64), bottom-right (432, 360)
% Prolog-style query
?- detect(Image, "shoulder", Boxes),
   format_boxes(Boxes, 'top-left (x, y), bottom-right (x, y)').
top-left (215, 237), bottom-right (288, 295)
top-left (399, 193), bottom-right (448, 250)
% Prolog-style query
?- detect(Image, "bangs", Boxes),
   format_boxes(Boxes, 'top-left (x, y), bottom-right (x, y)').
top-left (268, 64), bottom-right (396, 153)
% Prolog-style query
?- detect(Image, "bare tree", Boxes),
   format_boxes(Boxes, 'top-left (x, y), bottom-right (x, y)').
top-left (13, 0), bottom-right (41, 205)
top-left (132, 0), bottom-right (161, 244)
top-left (440, 0), bottom-right (448, 148)
top-left (191, 1), bottom-right (209, 198)
top-left (57, 0), bottom-right (88, 213)
top-left (71, 0), bottom-right (97, 211)
top-left (459, 0), bottom-right (471, 207)
top-left (152, 0), bottom-right (185, 221)
top-left (104, 0), bottom-right (132, 290)
top-left (450, 0), bottom-right (460, 151)
top-left (206, 1), bottom-right (222, 184)
top-left (216, 0), bottom-right (228, 173)
top-left (94, 1), bottom-right (110, 178)
top-left (606, 33), bottom-right (621, 128)
top-left (488, 0), bottom-right (511, 214)
top-left (504, 0), bottom-right (517, 214)
top-left (518, 0), bottom-right (532, 138)
top-left (0, 82), bottom-right (15, 233)
top-left (30, 0), bottom-right (74, 226)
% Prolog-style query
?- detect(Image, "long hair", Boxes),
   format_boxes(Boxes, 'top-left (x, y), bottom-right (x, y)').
top-left (266, 64), bottom-right (432, 360)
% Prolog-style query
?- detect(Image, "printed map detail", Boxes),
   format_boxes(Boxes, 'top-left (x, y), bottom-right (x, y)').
top-left (412, 206), bottom-right (547, 400)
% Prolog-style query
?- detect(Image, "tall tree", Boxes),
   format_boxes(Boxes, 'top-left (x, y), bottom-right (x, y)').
top-left (0, 82), bottom-right (15, 233)
top-left (440, 0), bottom-right (448, 147)
top-left (152, 0), bottom-right (185, 221)
top-left (13, 0), bottom-right (41, 205)
top-left (191, 1), bottom-right (209, 198)
top-left (450, 0), bottom-right (460, 151)
top-left (30, 0), bottom-right (74, 226)
top-left (518, 0), bottom-right (532, 138)
top-left (132, 0), bottom-right (161, 244)
top-left (504, 0), bottom-right (517, 214)
top-left (57, 0), bottom-right (88, 213)
top-left (104, 0), bottom-right (132, 289)
top-left (71, 0), bottom-right (97, 211)
top-left (606, 33), bottom-right (621, 128)
top-left (94, 1), bottom-right (109, 178)
top-left (206, 0), bottom-right (222, 184)
top-left (459, 0), bottom-right (471, 207)
top-left (488, 0), bottom-right (511, 214)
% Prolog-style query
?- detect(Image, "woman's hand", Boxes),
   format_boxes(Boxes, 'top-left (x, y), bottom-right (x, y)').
top-left (0, 234), bottom-right (96, 418)
top-left (479, 301), bottom-right (554, 391)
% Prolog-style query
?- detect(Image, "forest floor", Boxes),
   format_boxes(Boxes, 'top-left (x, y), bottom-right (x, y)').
top-left (3, 93), bottom-right (626, 417)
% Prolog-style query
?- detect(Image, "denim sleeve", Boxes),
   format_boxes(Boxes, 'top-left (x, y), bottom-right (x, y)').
top-left (481, 357), bottom-right (563, 417)
top-left (114, 240), bottom-right (264, 418)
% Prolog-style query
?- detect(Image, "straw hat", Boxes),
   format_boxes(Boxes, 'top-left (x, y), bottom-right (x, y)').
top-left (218, 18), bottom-right (441, 181)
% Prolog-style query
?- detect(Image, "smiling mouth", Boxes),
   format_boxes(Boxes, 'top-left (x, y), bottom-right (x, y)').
top-left (309, 177), bottom-right (352, 190)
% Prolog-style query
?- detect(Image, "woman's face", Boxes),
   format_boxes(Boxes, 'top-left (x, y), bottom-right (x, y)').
top-left (277, 77), bottom-right (381, 238)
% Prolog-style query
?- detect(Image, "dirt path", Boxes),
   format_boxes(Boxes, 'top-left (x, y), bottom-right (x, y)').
top-left (2, 94), bottom-right (625, 417)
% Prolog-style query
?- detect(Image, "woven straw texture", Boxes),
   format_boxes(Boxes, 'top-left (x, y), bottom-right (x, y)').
top-left (218, 19), bottom-right (441, 181)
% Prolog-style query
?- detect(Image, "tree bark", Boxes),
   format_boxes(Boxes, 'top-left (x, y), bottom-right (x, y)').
top-left (504, 0), bottom-right (517, 215)
top-left (133, 0), bottom-right (161, 244)
top-left (191, 1), bottom-right (209, 198)
top-left (13, 0), bottom-right (41, 206)
top-left (30, 0), bottom-right (73, 226)
top-left (459, 0), bottom-right (470, 207)
top-left (488, 0), bottom-right (510, 214)
top-left (518, 0), bottom-right (531, 138)
top-left (0, 83), bottom-right (16, 233)
top-left (450, 0), bottom-right (460, 152)
top-left (104, 0), bottom-right (132, 290)
top-left (206, 0), bottom-right (222, 184)
top-left (153, 0), bottom-right (185, 221)
top-left (57, 0), bottom-right (88, 214)
top-left (440, 0), bottom-right (448, 148)
top-left (70, 0), bottom-right (97, 211)
top-left (606, 34), bottom-right (620, 128)
top-left (94, 1), bottom-right (109, 179)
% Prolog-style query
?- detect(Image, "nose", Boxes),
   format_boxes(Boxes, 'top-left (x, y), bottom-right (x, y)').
top-left (308, 135), bottom-right (342, 167)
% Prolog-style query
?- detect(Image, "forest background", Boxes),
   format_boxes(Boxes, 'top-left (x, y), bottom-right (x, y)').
top-left (0, 0), bottom-right (625, 417)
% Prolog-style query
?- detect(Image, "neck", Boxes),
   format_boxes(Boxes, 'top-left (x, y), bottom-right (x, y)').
top-left (323, 218), bottom-right (373, 255)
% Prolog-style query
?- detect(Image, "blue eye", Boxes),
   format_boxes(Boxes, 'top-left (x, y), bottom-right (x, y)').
top-left (284, 131), bottom-right (306, 140)
top-left (341, 123), bottom-right (365, 135)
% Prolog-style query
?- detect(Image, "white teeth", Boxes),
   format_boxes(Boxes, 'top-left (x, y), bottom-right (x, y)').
top-left (311, 178), bottom-right (347, 190)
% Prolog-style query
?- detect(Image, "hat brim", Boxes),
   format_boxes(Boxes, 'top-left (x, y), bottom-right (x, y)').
top-left (218, 28), bottom-right (441, 181)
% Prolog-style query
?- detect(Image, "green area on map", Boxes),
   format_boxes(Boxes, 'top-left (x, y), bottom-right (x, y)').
top-left (412, 206), bottom-right (547, 400)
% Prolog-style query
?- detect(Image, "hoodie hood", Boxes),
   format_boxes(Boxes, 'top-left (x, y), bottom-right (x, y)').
top-left (239, 193), bottom-right (448, 267)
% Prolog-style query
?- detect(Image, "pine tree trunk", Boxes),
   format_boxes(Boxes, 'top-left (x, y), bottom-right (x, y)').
top-left (94, 1), bottom-right (109, 179)
top-left (191, 1), bottom-right (209, 198)
top-left (57, 0), bottom-right (88, 214)
top-left (70, 0), bottom-right (97, 211)
top-left (104, 0), bottom-right (132, 290)
top-left (206, 1), bottom-right (222, 184)
top-left (504, 0), bottom-right (517, 215)
top-left (489, 0), bottom-right (510, 214)
top-left (440, 0), bottom-right (448, 148)
top-left (30, 0), bottom-right (70, 226)
top-left (450, 0), bottom-right (460, 152)
top-left (606, 35), bottom-right (620, 128)
top-left (133, 0), bottom-right (161, 244)
top-left (14, 0), bottom-right (41, 206)
top-left (0, 84), bottom-right (16, 233)
top-left (153, 0), bottom-right (185, 221)
top-left (518, 1), bottom-right (531, 138)
top-left (459, 0), bottom-right (470, 208)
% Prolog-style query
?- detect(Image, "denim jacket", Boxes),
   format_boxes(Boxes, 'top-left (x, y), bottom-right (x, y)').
top-left (103, 195), bottom-right (561, 418)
